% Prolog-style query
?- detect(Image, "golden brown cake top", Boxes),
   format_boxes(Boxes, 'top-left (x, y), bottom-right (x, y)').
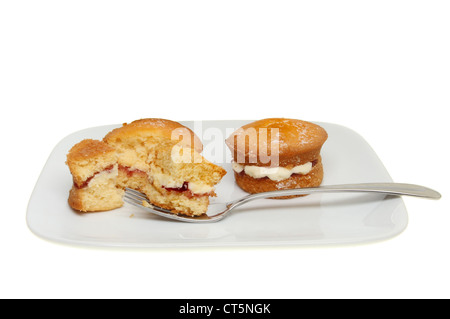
top-left (66, 139), bottom-right (118, 186)
top-left (103, 118), bottom-right (203, 153)
top-left (66, 139), bottom-right (115, 163)
top-left (226, 118), bottom-right (328, 166)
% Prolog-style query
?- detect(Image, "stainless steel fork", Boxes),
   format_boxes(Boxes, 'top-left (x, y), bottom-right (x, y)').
top-left (123, 183), bottom-right (441, 223)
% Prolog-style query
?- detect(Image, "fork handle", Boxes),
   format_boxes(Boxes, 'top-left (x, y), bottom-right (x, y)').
top-left (229, 183), bottom-right (441, 209)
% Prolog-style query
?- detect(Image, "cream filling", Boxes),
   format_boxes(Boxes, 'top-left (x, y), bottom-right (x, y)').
top-left (88, 165), bottom-right (119, 187)
top-left (232, 161), bottom-right (313, 182)
top-left (188, 182), bottom-right (214, 195)
top-left (151, 172), bottom-right (214, 195)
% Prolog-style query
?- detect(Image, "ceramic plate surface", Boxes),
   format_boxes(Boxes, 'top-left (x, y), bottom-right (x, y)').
top-left (27, 120), bottom-right (408, 248)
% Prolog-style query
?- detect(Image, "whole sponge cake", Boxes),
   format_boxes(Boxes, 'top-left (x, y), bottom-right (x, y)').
top-left (225, 118), bottom-right (327, 198)
top-left (66, 118), bottom-right (226, 216)
top-left (66, 139), bottom-right (124, 212)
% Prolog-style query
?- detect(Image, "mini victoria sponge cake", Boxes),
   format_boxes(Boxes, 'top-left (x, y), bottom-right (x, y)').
top-left (66, 118), bottom-right (226, 216)
top-left (225, 118), bottom-right (328, 198)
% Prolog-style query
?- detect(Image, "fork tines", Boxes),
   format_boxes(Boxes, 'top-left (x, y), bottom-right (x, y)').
top-left (123, 188), bottom-right (174, 214)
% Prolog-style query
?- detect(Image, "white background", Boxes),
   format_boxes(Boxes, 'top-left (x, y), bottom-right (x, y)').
top-left (1, 1), bottom-right (449, 299)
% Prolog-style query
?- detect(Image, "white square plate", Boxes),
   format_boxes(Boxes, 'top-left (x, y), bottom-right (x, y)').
top-left (27, 120), bottom-right (408, 248)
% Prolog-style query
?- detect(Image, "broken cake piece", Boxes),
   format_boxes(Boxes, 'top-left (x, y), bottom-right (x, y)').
top-left (66, 118), bottom-right (226, 216)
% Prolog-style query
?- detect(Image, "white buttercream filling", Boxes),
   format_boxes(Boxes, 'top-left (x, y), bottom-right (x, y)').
top-left (188, 182), bottom-right (214, 194)
top-left (151, 172), bottom-right (214, 195)
top-left (232, 161), bottom-right (313, 182)
top-left (88, 165), bottom-right (118, 187)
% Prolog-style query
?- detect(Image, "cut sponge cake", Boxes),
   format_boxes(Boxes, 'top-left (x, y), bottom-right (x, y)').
top-left (103, 119), bottom-right (226, 216)
top-left (66, 119), bottom-right (226, 216)
top-left (145, 142), bottom-right (226, 215)
top-left (66, 139), bottom-right (124, 212)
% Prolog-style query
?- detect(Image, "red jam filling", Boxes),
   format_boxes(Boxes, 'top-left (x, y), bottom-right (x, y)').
top-left (162, 182), bottom-right (212, 198)
top-left (80, 164), bottom-right (211, 198)
top-left (118, 165), bottom-right (147, 177)
top-left (163, 181), bottom-right (189, 192)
